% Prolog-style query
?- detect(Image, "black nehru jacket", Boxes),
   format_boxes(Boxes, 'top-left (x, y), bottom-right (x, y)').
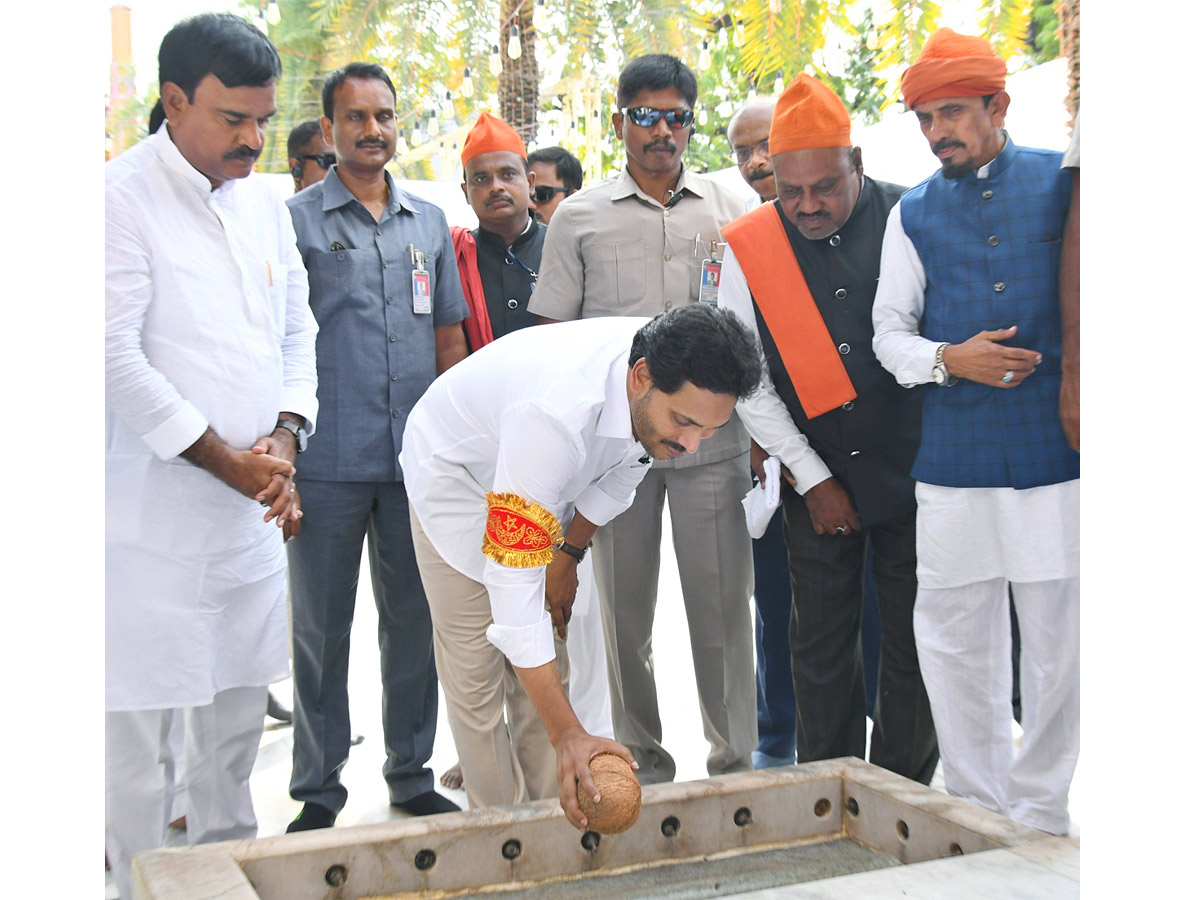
top-left (472, 214), bottom-right (546, 339)
top-left (752, 177), bottom-right (921, 528)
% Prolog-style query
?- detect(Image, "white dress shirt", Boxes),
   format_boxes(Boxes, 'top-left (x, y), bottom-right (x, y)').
top-left (105, 126), bottom-right (319, 710)
top-left (401, 318), bottom-right (653, 668)
top-left (718, 244), bottom-right (832, 495)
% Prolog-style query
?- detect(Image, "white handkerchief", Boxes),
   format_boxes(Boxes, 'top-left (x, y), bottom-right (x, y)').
top-left (741, 455), bottom-right (781, 539)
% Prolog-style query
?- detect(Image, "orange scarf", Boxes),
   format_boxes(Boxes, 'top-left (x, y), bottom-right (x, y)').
top-left (451, 226), bottom-right (493, 352)
top-left (723, 204), bottom-right (855, 418)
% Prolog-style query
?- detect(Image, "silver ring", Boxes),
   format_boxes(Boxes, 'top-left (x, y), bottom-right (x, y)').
top-left (1001, 370), bottom-right (1014, 383)
top-left (835, 525), bottom-right (847, 534)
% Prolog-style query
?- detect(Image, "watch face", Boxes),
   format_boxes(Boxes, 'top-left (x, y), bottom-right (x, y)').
top-left (933, 366), bottom-right (948, 386)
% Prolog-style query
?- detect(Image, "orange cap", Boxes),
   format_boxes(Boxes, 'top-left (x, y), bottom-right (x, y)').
top-left (900, 28), bottom-right (1007, 108)
top-left (768, 74), bottom-right (852, 154)
top-left (461, 112), bottom-right (527, 166)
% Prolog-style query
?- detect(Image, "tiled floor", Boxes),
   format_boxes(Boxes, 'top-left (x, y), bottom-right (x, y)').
top-left (106, 518), bottom-right (1082, 897)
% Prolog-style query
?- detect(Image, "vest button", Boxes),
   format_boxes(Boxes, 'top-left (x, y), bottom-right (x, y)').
top-left (829, 234), bottom-right (841, 247)
top-left (834, 288), bottom-right (847, 300)
top-left (391, 409), bottom-right (399, 418)
top-left (849, 450), bottom-right (861, 456)
top-left (389, 333), bottom-right (397, 341)
top-left (504, 256), bottom-right (513, 265)
top-left (988, 235), bottom-right (999, 246)
top-left (507, 298), bottom-right (519, 309)
top-left (982, 189), bottom-right (994, 199)
top-left (842, 401), bottom-right (854, 410)
top-left (993, 281), bottom-right (1006, 292)
top-left (838, 343), bottom-right (851, 355)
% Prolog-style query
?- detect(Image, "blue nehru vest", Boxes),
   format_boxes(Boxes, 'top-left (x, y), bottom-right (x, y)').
top-left (901, 136), bottom-right (1079, 489)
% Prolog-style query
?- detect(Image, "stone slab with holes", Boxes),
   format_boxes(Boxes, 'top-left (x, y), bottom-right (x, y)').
top-left (130, 758), bottom-right (1079, 900)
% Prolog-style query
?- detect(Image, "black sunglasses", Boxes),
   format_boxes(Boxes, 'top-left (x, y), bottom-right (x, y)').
top-left (301, 153), bottom-right (336, 170)
top-left (531, 185), bottom-right (572, 203)
top-left (621, 107), bottom-right (695, 129)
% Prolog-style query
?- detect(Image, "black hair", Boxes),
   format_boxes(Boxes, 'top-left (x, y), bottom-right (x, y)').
top-left (158, 13), bottom-right (280, 101)
top-left (629, 305), bottom-right (761, 400)
top-left (981, 93), bottom-right (995, 108)
top-left (527, 146), bottom-right (583, 192)
top-left (148, 99), bottom-right (166, 135)
top-left (616, 54), bottom-right (698, 109)
top-left (322, 62), bottom-right (397, 120)
top-left (287, 119), bottom-right (324, 160)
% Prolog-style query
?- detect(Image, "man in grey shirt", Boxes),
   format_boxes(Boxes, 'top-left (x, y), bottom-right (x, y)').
top-left (529, 54), bottom-right (756, 784)
top-left (284, 62), bottom-right (468, 831)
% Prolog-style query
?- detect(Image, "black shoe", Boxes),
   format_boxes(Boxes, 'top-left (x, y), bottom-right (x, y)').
top-left (286, 803), bottom-right (336, 833)
top-left (266, 691), bottom-right (293, 724)
top-left (391, 790), bottom-right (461, 816)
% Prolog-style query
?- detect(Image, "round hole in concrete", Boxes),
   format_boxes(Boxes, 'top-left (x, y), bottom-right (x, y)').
top-left (502, 838), bottom-right (522, 860)
top-left (324, 864), bottom-right (348, 887)
top-left (897, 819), bottom-right (910, 841)
top-left (661, 815), bottom-right (681, 837)
top-left (733, 807), bottom-right (753, 827)
top-left (846, 797), bottom-right (859, 816)
top-left (414, 849), bottom-right (436, 871)
top-left (813, 798), bottom-right (832, 817)
top-left (581, 831), bottom-right (601, 852)
top-left (949, 843), bottom-right (964, 856)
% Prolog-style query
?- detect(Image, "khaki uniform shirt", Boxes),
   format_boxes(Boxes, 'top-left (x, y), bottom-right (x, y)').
top-left (529, 166), bottom-right (749, 467)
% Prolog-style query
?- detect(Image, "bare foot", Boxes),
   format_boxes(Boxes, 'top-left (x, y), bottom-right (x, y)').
top-left (440, 762), bottom-right (463, 790)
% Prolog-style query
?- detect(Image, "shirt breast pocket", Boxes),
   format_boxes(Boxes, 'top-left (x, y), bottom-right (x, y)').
top-left (310, 249), bottom-right (374, 313)
top-left (583, 240), bottom-right (646, 309)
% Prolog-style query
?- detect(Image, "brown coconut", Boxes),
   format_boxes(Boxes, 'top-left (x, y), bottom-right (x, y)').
top-left (576, 752), bottom-right (641, 834)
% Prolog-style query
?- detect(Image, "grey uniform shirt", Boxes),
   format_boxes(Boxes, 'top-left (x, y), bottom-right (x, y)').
top-left (529, 166), bottom-right (749, 467)
top-left (288, 167), bottom-right (468, 482)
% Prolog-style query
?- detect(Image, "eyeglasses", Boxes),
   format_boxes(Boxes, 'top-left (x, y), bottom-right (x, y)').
top-left (621, 107), bottom-right (695, 129)
top-left (730, 139), bottom-right (770, 164)
top-left (300, 153), bottom-right (336, 169)
top-left (531, 185), bottom-right (572, 204)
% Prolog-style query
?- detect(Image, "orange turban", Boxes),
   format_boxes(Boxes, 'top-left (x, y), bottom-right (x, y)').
top-left (900, 28), bottom-right (1007, 108)
top-left (769, 74), bottom-right (851, 154)
top-left (461, 112), bottom-right (526, 166)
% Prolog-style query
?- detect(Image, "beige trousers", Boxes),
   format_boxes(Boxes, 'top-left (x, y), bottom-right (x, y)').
top-left (409, 506), bottom-right (569, 810)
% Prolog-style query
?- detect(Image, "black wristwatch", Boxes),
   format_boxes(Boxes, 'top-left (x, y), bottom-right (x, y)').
top-left (275, 419), bottom-right (308, 453)
top-left (557, 541), bottom-right (588, 563)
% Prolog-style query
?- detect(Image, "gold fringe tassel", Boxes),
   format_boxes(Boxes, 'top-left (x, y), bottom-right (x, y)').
top-left (482, 491), bottom-right (563, 568)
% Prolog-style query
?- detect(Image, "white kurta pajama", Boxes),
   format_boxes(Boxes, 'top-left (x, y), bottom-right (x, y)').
top-left (873, 189), bottom-right (1079, 835)
top-left (105, 126), bottom-right (318, 897)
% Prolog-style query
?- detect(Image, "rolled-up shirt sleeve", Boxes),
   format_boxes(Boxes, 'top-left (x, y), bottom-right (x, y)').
top-left (105, 190), bottom-right (209, 460)
top-left (872, 203), bottom-right (941, 387)
top-left (482, 403), bottom-right (588, 668)
top-left (718, 245), bottom-right (832, 494)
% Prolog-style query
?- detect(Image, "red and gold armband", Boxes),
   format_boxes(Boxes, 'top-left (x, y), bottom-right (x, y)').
top-left (482, 491), bottom-right (563, 568)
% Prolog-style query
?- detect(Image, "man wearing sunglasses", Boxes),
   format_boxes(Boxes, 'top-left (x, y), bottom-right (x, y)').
top-left (530, 54), bottom-right (756, 787)
top-left (720, 75), bottom-right (937, 788)
top-left (528, 146), bottom-right (582, 224)
top-left (287, 119), bottom-right (335, 193)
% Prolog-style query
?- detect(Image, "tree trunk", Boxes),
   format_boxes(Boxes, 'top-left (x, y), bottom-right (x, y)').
top-left (1058, 0), bottom-right (1079, 123)
top-left (499, 0), bottom-right (540, 144)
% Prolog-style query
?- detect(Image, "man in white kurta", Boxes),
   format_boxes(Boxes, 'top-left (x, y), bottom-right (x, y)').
top-left (402, 307), bottom-right (761, 829)
top-left (105, 13), bottom-right (318, 898)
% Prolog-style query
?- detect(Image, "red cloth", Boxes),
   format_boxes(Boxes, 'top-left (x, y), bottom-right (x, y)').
top-left (770, 74), bottom-right (851, 153)
top-left (722, 204), bottom-right (856, 418)
top-left (451, 226), bottom-right (493, 352)
top-left (901, 28), bottom-right (1007, 108)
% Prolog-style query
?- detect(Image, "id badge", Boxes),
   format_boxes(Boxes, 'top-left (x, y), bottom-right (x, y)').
top-left (412, 270), bottom-right (431, 314)
top-left (699, 258), bottom-right (722, 306)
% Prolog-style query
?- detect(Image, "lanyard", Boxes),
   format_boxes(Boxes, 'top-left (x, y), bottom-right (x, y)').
top-left (505, 248), bottom-right (539, 281)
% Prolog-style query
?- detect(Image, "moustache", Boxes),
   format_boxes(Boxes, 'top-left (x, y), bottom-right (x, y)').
top-left (356, 138), bottom-right (388, 149)
top-left (485, 194), bottom-right (513, 207)
top-left (663, 439), bottom-right (686, 454)
top-left (932, 139), bottom-right (966, 154)
top-left (224, 146), bottom-right (261, 161)
top-left (643, 140), bottom-right (676, 154)
top-left (747, 170), bottom-right (773, 183)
